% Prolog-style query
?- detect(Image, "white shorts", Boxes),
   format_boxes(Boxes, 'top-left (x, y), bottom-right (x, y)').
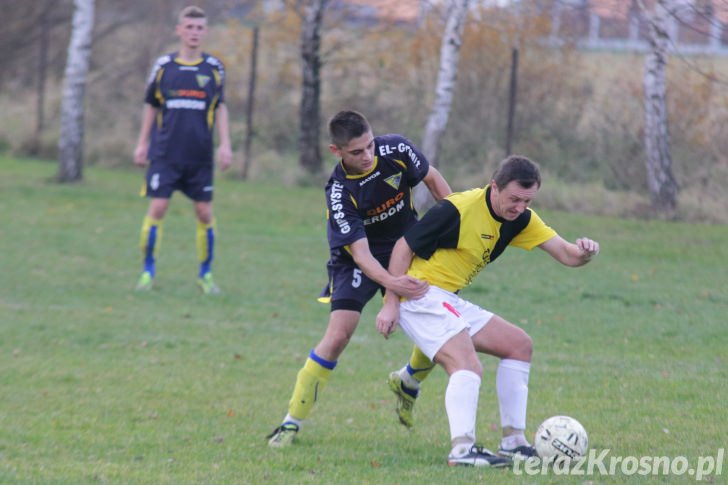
top-left (398, 286), bottom-right (494, 360)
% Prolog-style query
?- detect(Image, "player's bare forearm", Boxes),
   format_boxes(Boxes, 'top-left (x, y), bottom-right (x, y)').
top-left (350, 238), bottom-right (392, 286)
top-left (385, 237), bottom-right (419, 296)
top-left (215, 103), bottom-right (232, 170)
top-left (540, 235), bottom-right (600, 267)
top-left (389, 237), bottom-right (415, 277)
top-left (377, 238), bottom-right (417, 338)
top-left (350, 238), bottom-right (427, 300)
top-left (133, 104), bottom-right (157, 167)
top-left (423, 166), bottom-right (452, 201)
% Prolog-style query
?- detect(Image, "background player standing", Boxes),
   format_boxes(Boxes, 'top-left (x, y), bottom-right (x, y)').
top-left (267, 110), bottom-right (451, 447)
top-left (133, 5), bottom-right (232, 294)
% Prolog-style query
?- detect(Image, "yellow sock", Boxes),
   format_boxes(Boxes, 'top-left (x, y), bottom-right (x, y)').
top-left (288, 354), bottom-right (335, 420)
top-left (408, 345), bottom-right (435, 383)
top-left (196, 219), bottom-right (215, 277)
top-left (140, 216), bottom-right (163, 275)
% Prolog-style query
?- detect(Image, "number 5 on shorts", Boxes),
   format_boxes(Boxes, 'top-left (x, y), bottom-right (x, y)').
top-left (351, 269), bottom-right (362, 288)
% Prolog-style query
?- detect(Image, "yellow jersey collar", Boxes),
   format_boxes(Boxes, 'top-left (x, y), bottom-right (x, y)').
top-left (341, 156), bottom-right (379, 179)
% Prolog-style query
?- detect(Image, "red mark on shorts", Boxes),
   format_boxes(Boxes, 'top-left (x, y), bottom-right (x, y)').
top-left (442, 301), bottom-right (461, 317)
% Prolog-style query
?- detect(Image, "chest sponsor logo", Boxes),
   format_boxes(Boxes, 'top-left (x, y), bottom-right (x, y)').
top-left (364, 192), bottom-right (406, 225)
top-left (384, 173), bottom-right (402, 190)
top-left (197, 74), bottom-right (211, 87)
top-left (481, 234), bottom-right (494, 240)
top-left (166, 99), bottom-right (206, 110)
top-left (170, 89), bottom-right (206, 99)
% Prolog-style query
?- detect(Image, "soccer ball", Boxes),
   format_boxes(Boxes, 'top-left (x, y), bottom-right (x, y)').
top-left (534, 415), bottom-right (588, 463)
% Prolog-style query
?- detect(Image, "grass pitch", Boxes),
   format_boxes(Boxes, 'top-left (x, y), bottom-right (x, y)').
top-left (0, 157), bottom-right (726, 484)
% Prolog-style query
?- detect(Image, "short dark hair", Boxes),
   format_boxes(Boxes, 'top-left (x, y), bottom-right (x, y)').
top-left (179, 5), bottom-right (206, 22)
top-left (328, 111), bottom-right (371, 148)
top-left (492, 155), bottom-right (541, 189)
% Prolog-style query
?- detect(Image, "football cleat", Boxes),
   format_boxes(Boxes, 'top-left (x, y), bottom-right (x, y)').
top-left (135, 271), bottom-right (153, 291)
top-left (448, 445), bottom-right (513, 468)
top-left (498, 444), bottom-right (538, 459)
top-left (267, 422), bottom-right (299, 448)
top-left (197, 273), bottom-right (221, 295)
top-left (387, 371), bottom-right (418, 428)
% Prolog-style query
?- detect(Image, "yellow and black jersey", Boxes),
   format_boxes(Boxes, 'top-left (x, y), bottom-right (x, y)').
top-left (144, 52), bottom-right (225, 165)
top-left (406, 185), bottom-right (557, 293)
top-left (325, 134), bottom-right (430, 265)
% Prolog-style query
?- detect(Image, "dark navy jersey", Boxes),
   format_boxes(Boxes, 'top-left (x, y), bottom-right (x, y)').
top-left (144, 52), bottom-right (225, 165)
top-left (324, 134), bottom-right (430, 264)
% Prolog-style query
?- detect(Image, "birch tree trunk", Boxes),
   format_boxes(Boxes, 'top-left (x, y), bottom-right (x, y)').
top-left (415, 0), bottom-right (469, 212)
top-left (299, 0), bottom-right (328, 175)
top-left (35, 2), bottom-right (51, 145)
top-left (57, 0), bottom-right (94, 183)
top-left (242, 26), bottom-right (259, 180)
top-left (641, 0), bottom-right (678, 214)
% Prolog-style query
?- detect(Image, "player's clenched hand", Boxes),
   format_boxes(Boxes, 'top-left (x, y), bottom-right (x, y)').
top-left (576, 237), bottom-right (600, 260)
top-left (217, 144), bottom-right (233, 171)
top-left (376, 303), bottom-right (400, 339)
top-left (133, 143), bottom-right (149, 167)
top-left (389, 275), bottom-right (428, 300)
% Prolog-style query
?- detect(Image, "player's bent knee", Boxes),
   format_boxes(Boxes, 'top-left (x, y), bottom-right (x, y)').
top-left (511, 332), bottom-right (533, 361)
top-left (437, 352), bottom-right (483, 377)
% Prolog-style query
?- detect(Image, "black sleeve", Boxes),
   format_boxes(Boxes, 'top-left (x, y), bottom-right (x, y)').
top-left (404, 200), bottom-right (460, 260)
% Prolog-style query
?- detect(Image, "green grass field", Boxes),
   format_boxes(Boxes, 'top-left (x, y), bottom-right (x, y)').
top-left (1, 157), bottom-right (726, 484)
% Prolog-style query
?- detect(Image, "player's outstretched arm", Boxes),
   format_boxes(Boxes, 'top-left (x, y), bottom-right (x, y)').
top-left (349, 238), bottom-right (427, 301)
top-left (539, 235), bottom-right (600, 267)
top-left (422, 166), bottom-right (452, 201)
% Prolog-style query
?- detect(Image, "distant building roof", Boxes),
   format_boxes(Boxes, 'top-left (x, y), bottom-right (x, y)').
top-left (591, 0), bottom-right (634, 20)
top-left (341, 0), bottom-right (421, 24)
top-left (588, 0), bottom-right (728, 23)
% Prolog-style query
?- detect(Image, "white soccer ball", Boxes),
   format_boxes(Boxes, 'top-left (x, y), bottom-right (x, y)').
top-left (534, 415), bottom-right (589, 463)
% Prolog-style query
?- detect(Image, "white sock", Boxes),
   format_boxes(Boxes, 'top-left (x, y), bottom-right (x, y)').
top-left (496, 359), bottom-right (530, 431)
top-left (446, 369), bottom-right (481, 456)
top-left (283, 414), bottom-right (302, 428)
top-left (399, 366), bottom-right (420, 389)
top-left (501, 432), bottom-right (530, 450)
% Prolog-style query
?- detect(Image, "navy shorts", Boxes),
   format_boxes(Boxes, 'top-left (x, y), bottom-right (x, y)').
top-left (145, 159), bottom-right (214, 201)
top-left (319, 260), bottom-right (386, 313)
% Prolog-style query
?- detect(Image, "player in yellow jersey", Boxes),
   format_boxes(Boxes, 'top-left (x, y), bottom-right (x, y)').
top-left (378, 155), bottom-right (600, 467)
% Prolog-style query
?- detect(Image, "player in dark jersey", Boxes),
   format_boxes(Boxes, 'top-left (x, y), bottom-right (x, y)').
top-left (377, 155), bottom-right (600, 467)
top-left (267, 110), bottom-right (451, 448)
top-left (133, 5), bottom-right (232, 294)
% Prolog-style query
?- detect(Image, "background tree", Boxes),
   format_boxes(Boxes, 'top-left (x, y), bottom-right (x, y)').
top-left (2, 0), bottom-right (728, 222)
top-left (298, 0), bottom-right (329, 175)
top-left (241, 25), bottom-right (260, 180)
top-left (0, 0), bottom-right (72, 156)
top-left (639, 0), bottom-right (679, 214)
top-left (415, 0), bottom-right (470, 211)
top-left (57, 0), bottom-right (95, 183)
